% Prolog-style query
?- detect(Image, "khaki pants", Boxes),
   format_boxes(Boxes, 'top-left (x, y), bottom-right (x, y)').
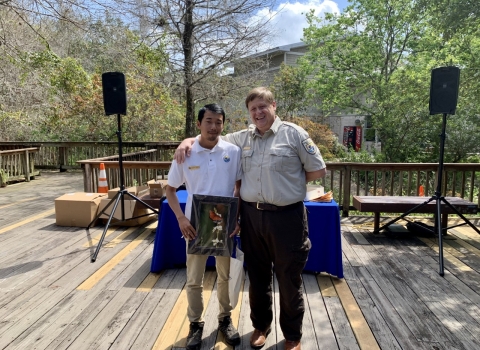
top-left (186, 252), bottom-right (232, 323)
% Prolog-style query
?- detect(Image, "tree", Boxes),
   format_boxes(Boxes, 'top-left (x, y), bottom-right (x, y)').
top-left (271, 63), bottom-right (310, 117)
top-left (0, 4), bottom-right (184, 142)
top-left (301, 0), bottom-right (480, 162)
top-left (135, 0), bottom-right (276, 136)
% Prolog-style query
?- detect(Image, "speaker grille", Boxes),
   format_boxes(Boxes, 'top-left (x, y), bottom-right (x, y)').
top-left (102, 72), bottom-right (127, 115)
top-left (429, 66), bottom-right (460, 115)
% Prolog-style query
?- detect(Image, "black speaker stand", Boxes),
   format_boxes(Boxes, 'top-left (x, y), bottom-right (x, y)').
top-left (376, 113), bottom-right (480, 276)
top-left (86, 113), bottom-right (159, 262)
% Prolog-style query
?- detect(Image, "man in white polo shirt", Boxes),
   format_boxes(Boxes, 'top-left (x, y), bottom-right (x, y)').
top-left (165, 104), bottom-right (242, 350)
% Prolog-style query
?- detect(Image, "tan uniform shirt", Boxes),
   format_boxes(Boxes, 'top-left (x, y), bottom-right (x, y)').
top-left (223, 116), bottom-right (326, 206)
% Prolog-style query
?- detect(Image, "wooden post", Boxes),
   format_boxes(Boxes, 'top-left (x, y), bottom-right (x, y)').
top-left (24, 149), bottom-right (30, 182)
top-left (30, 151), bottom-right (36, 180)
top-left (342, 165), bottom-right (351, 217)
top-left (59, 146), bottom-right (67, 171)
top-left (83, 163), bottom-right (93, 192)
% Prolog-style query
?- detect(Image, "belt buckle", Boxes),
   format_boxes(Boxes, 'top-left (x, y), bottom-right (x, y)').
top-left (256, 202), bottom-right (264, 210)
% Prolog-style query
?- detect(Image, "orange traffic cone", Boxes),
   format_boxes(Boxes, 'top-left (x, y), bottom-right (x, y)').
top-left (98, 163), bottom-right (108, 193)
top-left (419, 185), bottom-right (425, 196)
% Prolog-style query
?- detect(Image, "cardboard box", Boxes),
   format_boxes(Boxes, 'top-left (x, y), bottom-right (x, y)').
top-left (305, 185), bottom-right (325, 201)
top-left (97, 197), bottom-right (156, 226)
top-left (138, 194), bottom-right (163, 210)
top-left (147, 179), bottom-right (168, 198)
top-left (55, 192), bottom-right (107, 227)
top-left (107, 185), bottom-right (149, 199)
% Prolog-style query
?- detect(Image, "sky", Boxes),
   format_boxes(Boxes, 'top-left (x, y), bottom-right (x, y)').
top-left (264, 0), bottom-right (351, 47)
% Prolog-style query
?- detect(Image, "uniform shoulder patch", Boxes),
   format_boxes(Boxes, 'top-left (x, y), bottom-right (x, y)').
top-left (301, 138), bottom-right (317, 155)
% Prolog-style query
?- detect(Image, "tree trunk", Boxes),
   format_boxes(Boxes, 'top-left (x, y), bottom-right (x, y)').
top-left (183, 0), bottom-right (196, 137)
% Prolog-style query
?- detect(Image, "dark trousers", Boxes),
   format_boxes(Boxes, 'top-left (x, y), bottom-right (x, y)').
top-left (240, 201), bottom-right (310, 341)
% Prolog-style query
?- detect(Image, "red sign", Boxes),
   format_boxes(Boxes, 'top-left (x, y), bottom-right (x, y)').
top-left (355, 126), bottom-right (362, 151)
top-left (343, 126), bottom-right (362, 151)
top-left (343, 127), bottom-right (355, 149)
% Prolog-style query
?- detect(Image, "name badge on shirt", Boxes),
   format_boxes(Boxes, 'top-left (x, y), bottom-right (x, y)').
top-left (243, 147), bottom-right (251, 150)
top-left (188, 166), bottom-right (200, 170)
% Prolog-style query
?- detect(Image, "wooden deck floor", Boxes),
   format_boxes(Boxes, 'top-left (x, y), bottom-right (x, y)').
top-left (2, 171), bottom-right (480, 349)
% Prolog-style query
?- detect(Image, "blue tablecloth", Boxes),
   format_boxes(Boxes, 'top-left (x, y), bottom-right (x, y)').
top-left (151, 190), bottom-right (343, 278)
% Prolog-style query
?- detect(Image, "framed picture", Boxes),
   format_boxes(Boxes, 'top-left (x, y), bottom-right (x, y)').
top-left (188, 194), bottom-right (239, 257)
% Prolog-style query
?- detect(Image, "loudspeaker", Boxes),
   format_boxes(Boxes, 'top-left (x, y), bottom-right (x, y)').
top-left (429, 66), bottom-right (460, 115)
top-left (102, 72), bottom-right (127, 115)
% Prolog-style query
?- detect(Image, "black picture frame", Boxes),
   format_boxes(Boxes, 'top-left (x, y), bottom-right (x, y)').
top-left (188, 194), bottom-right (239, 257)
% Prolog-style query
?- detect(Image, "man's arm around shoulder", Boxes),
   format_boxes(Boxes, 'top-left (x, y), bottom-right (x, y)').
top-left (174, 138), bottom-right (196, 163)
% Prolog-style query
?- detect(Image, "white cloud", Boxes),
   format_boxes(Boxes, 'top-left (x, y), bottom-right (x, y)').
top-left (257, 0), bottom-right (341, 48)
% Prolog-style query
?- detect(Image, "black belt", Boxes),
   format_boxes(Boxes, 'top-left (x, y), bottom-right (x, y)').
top-left (244, 201), bottom-right (302, 211)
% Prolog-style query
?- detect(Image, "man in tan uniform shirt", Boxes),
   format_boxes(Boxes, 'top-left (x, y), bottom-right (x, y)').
top-left (175, 87), bottom-right (326, 350)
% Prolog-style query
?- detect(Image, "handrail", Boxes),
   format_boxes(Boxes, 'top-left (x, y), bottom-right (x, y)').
top-left (0, 141), bottom-right (180, 170)
top-left (77, 158), bottom-right (172, 192)
top-left (0, 147), bottom-right (40, 186)
top-left (322, 162), bottom-right (480, 216)
top-left (77, 151), bottom-right (480, 217)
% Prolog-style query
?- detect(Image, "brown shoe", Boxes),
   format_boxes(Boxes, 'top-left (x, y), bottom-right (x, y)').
top-left (250, 327), bottom-right (271, 349)
top-left (285, 339), bottom-right (301, 350)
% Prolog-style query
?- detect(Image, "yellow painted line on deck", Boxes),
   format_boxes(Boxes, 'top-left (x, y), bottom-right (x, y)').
top-left (0, 208), bottom-right (55, 235)
top-left (137, 272), bottom-right (163, 292)
top-left (333, 278), bottom-right (380, 350)
top-left (215, 277), bottom-right (245, 349)
top-left (0, 196), bottom-right (40, 209)
top-left (77, 228), bottom-right (154, 290)
top-left (152, 270), bottom-right (216, 350)
top-left (317, 275), bottom-right (337, 297)
top-left (418, 237), bottom-right (472, 272)
top-left (83, 222), bottom-right (156, 248)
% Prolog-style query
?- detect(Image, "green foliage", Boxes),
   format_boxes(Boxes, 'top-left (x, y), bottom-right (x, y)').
top-left (337, 148), bottom-right (377, 163)
top-left (271, 63), bottom-right (310, 117)
top-left (0, 15), bottom-right (184, 142)
top-left (289, 117), bottom-right (338, 160)
top-left (301, 0), bottom-right (480, 163)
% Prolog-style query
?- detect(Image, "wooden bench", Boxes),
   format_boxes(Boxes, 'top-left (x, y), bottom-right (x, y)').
top-left (352, 195), bottom-right (478, 233)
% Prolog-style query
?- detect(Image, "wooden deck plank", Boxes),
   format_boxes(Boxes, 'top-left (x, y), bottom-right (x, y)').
top-left (357, 233), bottom-right (463, 346)
top-left (0, 226), bottom-right (155, 350)
top-left (350, 243), bottom-right (438, 342)
top-left (341, 260), bottom-right (401, 350)
top-left (304, 274), bottom-right (337, 349)
top-left (353, 265), bottom-right (433, 350)
top-left (333, 278), bottom-right (380, 350)
top-left (236, 274), bottom-right (255, 350)
top-left (2, 172), bottom-right (480, 349)
top-left (112, 269), bottom-right (181, 349)
top-left (63, 236), bottom-right (157, 349)
top-left (132, 268), bottom-right (186, 349)
top-left (199, 274), bottom-right (221, 349)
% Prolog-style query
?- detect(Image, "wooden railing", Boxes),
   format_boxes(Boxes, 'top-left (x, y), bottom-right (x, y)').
top-left (78, 153), bottom-right (480, 217)
top-left (77, 150), bottom-right (172, 192)
top-left (318, 162), bottom-right (480, 216)
top-left (0, 148), bottom-right (40, 186)
top-left (0, 141), bottom-right (180, 170)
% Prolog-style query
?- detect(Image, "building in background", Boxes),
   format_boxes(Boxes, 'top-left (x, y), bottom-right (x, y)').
top-left (232, 42), bottom-right (381, 152)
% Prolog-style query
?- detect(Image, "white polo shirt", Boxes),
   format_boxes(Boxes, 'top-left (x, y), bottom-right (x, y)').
top-left (167, 137), bottom-right (242, 220)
